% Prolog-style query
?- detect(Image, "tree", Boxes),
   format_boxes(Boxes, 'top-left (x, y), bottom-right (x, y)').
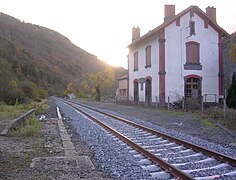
top-left (226, 72), bottom-right (236, 109)
top-left (36, 88), bottom-right (48, 99)
top-left (231, 44), bottom-right (236, 63)
top-left (4, 80), bottom-right (24, 105)
top-left (0, 60), bottom-right (21, 104)
top-left (19, 81), bottom-right (37, 99)
top-left (77, 80), bottom-right (90, 98)
top-left (87, 68), bottom-right (115, 101)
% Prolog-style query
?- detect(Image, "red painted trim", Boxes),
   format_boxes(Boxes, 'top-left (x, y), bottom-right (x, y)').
top-left (133, 78), bottom-right (139, 83)
top-left (146, 76), bottom-right (152, 81)
top-left (184, 74), bottom-right (202, 80)
top-left (186, 41), bottom-right (199, 45)
top-left (158, 29), bottom-right (166, 106)
top-left (127, 55), bottom-right (130, 98)
top-left (192, 10), bottom-right (226, 35)
top-left (128, 6), bottom-right (228, 49)
top-left (218, 33), bottom-right (223, 96)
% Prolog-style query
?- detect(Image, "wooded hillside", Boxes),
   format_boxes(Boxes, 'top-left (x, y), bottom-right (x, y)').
top-left (223, 31), bottom-right (236, 91)
top-left (0, 13), bottom-right (127, 104)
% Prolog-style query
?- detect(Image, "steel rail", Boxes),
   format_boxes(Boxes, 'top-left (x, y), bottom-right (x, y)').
top-left (65, 99), bottom-right (236, 168)
top-left (63, 100), bottom-right (194, 179)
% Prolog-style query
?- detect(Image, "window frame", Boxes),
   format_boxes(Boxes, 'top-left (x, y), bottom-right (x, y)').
top-left (145, 45), bottom-right (151, 68)
top-left (133, 51), bottom-right (138, 71)
top-left (184, 41), bottom-right (202, 70)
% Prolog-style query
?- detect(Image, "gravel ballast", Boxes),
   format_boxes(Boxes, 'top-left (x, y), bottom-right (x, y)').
top-left (55, 99), bottom-right (151, 179)
top-left (54, 98), bottom-right (236, 179)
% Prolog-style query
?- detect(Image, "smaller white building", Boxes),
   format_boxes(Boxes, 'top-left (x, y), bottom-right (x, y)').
top-left (117, 75), bottom-right (128, 102)
top-left (66, 93), bottom-right (76, 99)
top-left (127, 5), bottom-right (228, 106)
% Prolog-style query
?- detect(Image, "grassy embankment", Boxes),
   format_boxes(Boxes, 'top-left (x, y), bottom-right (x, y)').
top-left (158, 107), bottom-right (236, 132)
top-left (0, 100), bottom-right (49, 136)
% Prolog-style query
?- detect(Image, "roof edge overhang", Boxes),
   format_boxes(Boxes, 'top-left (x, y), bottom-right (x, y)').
top-left (118, 75), bottom-right (128, 80)
top-left (127, 6), bottom-right (229, 49)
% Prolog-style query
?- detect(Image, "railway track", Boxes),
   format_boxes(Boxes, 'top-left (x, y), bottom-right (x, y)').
top-left (60, 99), bottom-right (236, 179)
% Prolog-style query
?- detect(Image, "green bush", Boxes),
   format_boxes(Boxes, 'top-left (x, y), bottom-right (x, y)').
top-left (226, 72), bottom-right (236, 109)
top-left (77, 92), bottom-right (89, 99)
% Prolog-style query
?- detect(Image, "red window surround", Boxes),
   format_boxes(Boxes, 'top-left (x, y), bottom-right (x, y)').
top-left (146, 76), bottom-right (152, 81)
top-left (145, 45), bottom-right (151, 68)
top-left (186, 41), bottom-right (199, 64)
top-left (184, 41), bottom-right (202, 70)
top-left (133, 51), bottom-right (138, 71)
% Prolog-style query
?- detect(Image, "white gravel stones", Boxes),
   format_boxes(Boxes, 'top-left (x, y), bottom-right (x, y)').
top-left (55, 99), bottom-right (152, 179)
top-left (55, 98), bottom-right (236, 179)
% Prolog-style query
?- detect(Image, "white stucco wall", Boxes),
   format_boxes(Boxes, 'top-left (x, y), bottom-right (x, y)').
top-left (129, 11), bottom-right (220, 103)
top-left (128, 37), bottom-right (159, 102)
top-left (165, 12), bottom-right (219, 102)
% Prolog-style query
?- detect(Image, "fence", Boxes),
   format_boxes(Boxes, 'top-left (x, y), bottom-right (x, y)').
top-left (116, 94), bottom-right (231, 120)
top-left (116, 94), bottom-right (222, 110)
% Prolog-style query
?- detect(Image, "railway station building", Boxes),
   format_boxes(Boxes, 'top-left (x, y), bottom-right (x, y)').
top-left (127, 5), bottom-right (228, 106)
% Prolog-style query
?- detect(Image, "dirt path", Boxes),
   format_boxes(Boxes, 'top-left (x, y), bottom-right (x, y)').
top-left (0, 99), bottom-right (110, 179)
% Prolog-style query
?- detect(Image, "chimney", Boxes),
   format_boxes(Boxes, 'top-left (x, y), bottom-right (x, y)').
top-left (164, 5), bottom-right (175, 21)
top-left (206, 6), bottom-right (216, 23)
top-left (132, 26), bottom-right (140, 42)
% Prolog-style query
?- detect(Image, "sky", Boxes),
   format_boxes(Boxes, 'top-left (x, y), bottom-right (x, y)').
top-left (0, 0), bottom-right (235, 69)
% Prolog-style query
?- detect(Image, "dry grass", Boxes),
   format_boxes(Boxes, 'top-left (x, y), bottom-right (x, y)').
top-left (10, 117), bottom-right (41, 137)
top-left (0, 99), bottom-right (48, 120)
top-left (202, 107), bottom-right (236, 132)
top-left (0, 104), bottom-right (26, 120)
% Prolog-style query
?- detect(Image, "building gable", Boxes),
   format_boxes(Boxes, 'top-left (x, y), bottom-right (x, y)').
top-left (127, 4), bottom-right (227, 105)
top-left (128, 6), bottom-right (228, 49)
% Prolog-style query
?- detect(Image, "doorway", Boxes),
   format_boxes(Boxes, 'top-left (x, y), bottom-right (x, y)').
top-left (134, 81), bottom-right (139, 103)
top-left (185, 77), bottom-right (201, 105)
top-left (145, 79), bottom-right (152, 105)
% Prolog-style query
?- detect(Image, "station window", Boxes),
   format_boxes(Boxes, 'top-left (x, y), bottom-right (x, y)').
top-left (145, 45), bottom-right (151, 68)
top-left (184, 41), bottom-right (202, 70)
top-left (134, 51), bottom-right (138, 71)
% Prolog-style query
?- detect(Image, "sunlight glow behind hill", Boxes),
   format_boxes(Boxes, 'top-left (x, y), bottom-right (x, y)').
top-left (0, 0), bottom-right (235, 69)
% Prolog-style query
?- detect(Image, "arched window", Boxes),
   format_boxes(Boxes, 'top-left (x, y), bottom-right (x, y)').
top-left (145, 77), bottom-right (152, 105)
top-left (134, 51), bottom-right (138, 71)
top-left (145, 45), bottom-right (151, 68)
top-left (184, 41), bottom-right (202, 70)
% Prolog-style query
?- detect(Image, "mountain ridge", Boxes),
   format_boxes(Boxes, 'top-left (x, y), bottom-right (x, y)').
top-left (0, 12), bottom-right (127, 103)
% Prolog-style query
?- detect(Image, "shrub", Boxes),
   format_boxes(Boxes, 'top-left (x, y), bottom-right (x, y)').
top-left (77, 92), bottom-right (89, 99)
top-left (15, 117), bottom-right (40, 137)
top-left (226, 72), bottom-right (236, 109)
